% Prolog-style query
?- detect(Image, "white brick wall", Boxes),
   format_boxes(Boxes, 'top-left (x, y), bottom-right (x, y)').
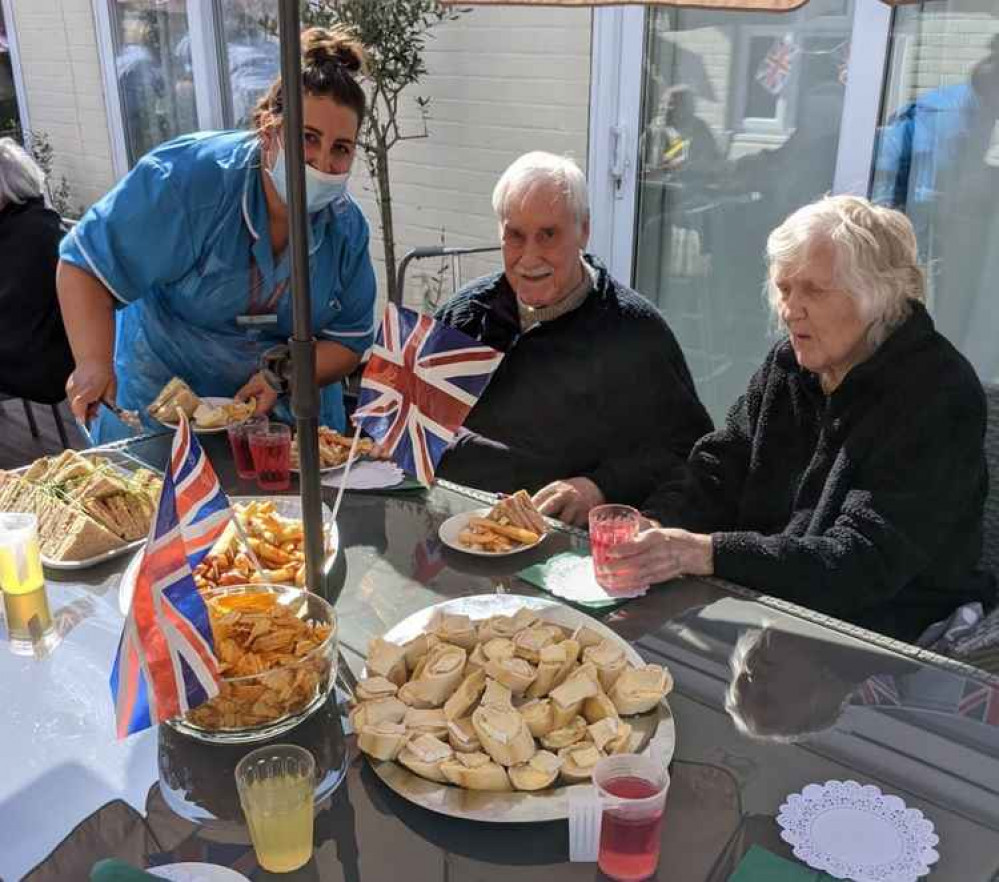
top-left (9, 0), bottom-right (115, 213)
top-left (348, 6), bottom-right (593, 311)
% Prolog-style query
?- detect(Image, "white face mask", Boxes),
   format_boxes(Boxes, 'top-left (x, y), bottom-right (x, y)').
top-left (267, 144), bottom-right (350, 214)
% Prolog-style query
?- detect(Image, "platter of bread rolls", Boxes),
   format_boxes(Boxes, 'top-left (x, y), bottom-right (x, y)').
top-left (352, 594), bottom-right (674, 822)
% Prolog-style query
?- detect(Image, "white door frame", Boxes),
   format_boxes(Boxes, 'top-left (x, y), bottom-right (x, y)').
top-left (832, 0), bottom-right (893, 195)
top-left (0, 0), bottom-right (31, 137)
top-left (187, 0), bottom-right (227, 131)
top-left (587, 5), bottom-right (645, 285)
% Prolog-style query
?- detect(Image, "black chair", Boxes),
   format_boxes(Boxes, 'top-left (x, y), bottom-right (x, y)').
top-left (0, 393), bottom-right (71, 449)
top-left (981, 382), bottom-right (999, 578)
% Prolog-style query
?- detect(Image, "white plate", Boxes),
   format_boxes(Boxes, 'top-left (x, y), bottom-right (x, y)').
top-left (150, 863), bottom-right (250, 882)
top-left (10, 449), bottom-right (162, 571)
top-left (118, 495), bottom-right (340, 615)
top-left (156, 397), bottom-right (242, 434)
top-left (363, 593), bottom-right (675, 823)
top-left (438, 508), bottom-right (547, 557)
top-left (777, 780), bottom-right (940, 882)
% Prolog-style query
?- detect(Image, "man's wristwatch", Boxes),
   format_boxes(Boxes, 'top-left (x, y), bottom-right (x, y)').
top-left (260, 344), bottom-right (291, 395)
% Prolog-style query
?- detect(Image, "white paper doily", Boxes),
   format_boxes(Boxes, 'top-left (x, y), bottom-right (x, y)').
top-left (542, 553), bottom-right (648, 604)
top-left (776, 780), bottom-right (939, 882)
top-left (321, 460), bottom-right (404, 490)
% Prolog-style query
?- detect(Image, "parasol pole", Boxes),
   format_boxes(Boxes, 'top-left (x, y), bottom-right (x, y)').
top-left (277, 0), bottom-right (326, 598)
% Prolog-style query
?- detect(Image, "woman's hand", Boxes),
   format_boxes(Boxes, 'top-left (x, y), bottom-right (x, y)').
top-left (601, 527), bottom-right (714, 591)
top-left (66, 360), bottom-right (116, 423)
top-left (532, 478), bottom-right (605, 527)
top-left (236, 371), bottom-right (280, 416)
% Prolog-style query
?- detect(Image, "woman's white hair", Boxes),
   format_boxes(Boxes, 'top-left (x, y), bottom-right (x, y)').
top-left (0, 137), bottom-right (46, 210)
top-left (492, 151), bottom-right (590, 231)
top-left (765, 194), bottom-right (925, 350)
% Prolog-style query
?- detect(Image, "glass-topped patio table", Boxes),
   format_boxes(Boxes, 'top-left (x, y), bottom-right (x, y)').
top-left (3, 431), bottom-right (998, 881)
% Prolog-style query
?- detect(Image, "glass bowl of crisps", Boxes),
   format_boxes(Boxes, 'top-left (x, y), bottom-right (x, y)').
top-left (166, 583), bottom-right (338, 744)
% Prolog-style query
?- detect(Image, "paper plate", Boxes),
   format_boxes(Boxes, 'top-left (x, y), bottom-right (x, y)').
top-left (438, 508), bottom-right (547, 557)
top-left (150, 864), bottom-right (250, 882)
top-left (777, 780), bottom-right (940, 882)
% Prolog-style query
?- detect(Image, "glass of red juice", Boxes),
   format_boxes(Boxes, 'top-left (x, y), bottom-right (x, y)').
top-left (249, 423), bottom-right (292, 491)
top-left (594, 754), bottom-right (670, 882)
top-left (588, 504), bottom-right (648, 594)
top-left (227, 415), bottom-right (268, 480)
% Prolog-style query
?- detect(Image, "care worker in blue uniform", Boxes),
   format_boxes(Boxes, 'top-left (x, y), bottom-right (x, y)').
top-left (56, 27), bottom-right (376, 443)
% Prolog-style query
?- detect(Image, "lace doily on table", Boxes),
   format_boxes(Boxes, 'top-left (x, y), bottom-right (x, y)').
top-left (776, 780), bottom-right (939, 882)
top-left (542, 553), bottom-right (648, 605)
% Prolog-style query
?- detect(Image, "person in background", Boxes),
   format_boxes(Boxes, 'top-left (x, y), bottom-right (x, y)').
top-left (57, 27), bottom-right (376, 443)
top-left (435, 151), bottom-right (712, 525)
top-left (0, 138), bottom-right (74, 404)
top-left (603, 195), bottom-right (995, 643)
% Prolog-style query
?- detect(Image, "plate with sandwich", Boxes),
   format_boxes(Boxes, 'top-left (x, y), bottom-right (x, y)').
top-left (439, 490), bottom-right (549, 556)
top-left (148, 378), bottom-right (255, 433)
top-left (0, 450), bottom-right (163, 569)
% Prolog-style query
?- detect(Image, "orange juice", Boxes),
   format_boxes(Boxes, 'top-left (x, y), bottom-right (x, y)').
top-left (241, 773), bottom-right (314, 872)
top-left (0, 519), bottom-right (52, 645)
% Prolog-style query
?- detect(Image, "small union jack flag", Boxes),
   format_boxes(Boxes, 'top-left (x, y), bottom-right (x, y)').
top-left (756, 35), bottom-right (798, 96)
top-left (853, 674), bottom-right (901, 708)
top-left (957, 680), bottom-right (999, 726)
top-left (353, 303), bottom-right (504, 485)
top-left (110, 414), bottom-right (229, 738)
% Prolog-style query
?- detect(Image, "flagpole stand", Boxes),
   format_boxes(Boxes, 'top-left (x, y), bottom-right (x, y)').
top-left (277, 0), bottom-right (326, 600)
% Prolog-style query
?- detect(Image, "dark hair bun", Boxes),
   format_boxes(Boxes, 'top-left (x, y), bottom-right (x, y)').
top-left (302, 26), bottom-right (367, 76)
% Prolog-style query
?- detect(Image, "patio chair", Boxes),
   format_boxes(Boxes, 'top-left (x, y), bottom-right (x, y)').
top-left (394, 244), bottom-right (501, 308)
top-left (0, 393), bottom-right (71, 450)
top-left (980, 383), bottom-right (999, 578)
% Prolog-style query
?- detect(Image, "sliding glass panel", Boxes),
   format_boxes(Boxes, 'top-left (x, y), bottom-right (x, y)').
top-left (633, 1), bottom-right (854, 422)
top-left (112, 0), bottom-right (197, 164)
top-left (0, 7), bottom-right (20, 136)
top-left (218, 0), bottom-right (280, 129)
top-left (873, 4), bottom-right (999, 382)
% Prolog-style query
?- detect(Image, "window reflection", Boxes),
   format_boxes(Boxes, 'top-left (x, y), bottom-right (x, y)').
top-left (219, 0), bottom-right (280, 129)
top-left (873, 13), bottom-right (999, 383)
top-left (634, 6), bottom-right (853, 421)
top-left (113, 1), bottom-right (196, 164)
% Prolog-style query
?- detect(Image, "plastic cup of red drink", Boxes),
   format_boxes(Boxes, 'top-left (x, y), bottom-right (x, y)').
top-left (588, 504), bottom-right (647, 594)
top-left (227, 415), bottom-right (268, 480)
top-left (249, 423), bottom-right (292, 492)
top-left (593, 754), bottom-right (670, 881)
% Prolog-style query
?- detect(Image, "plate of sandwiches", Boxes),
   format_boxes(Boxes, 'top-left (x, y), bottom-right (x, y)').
top-left (149, 377), bottom-right (256, 433)
top-left (0, 450), bottom-right (162, 569)
top-left (439, 490), bottom-right (549, 556)
top-left (291, 426), bottom-right (375, 472)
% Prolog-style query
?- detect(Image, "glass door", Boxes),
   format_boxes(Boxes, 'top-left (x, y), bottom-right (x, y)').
top-left (592, 0), bottom-right (890, 423)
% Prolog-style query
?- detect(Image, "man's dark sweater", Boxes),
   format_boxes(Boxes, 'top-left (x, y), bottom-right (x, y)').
top-left (644, 300), bottom-right (997, 642)
top-left (435, 255), bottom-right (712, 505)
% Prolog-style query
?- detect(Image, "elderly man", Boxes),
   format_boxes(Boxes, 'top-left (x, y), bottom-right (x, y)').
top-left (435, 151), bottom-right (711, 524)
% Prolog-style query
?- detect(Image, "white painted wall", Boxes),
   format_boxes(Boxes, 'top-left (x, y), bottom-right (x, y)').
top-left (348, 7), bottom-right (593, 311)
top-left (8, 0), bottom-right (115, 212)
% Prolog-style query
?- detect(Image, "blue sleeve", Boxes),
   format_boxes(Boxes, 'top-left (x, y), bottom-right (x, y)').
top-left (58, 154), bottom-right (197, 305)
top-left (319, 212), bottom-right (376, 354)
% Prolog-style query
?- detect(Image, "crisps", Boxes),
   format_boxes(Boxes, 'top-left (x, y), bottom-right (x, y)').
top-left (184, 590), bottom-right (334, 731)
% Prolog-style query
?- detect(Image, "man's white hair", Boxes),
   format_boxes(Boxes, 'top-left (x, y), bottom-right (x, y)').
top-left (0, 138), bottom-right (46, 210)
top-left (765, 194), bottom-right (925, 350)
top-left (492, 151), bottom-right (590, 231)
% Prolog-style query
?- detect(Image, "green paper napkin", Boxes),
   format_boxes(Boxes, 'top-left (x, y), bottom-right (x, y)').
top-left (518, 549), bottom-right (631, 611)
top-left (728, 846), bottom-right (833, 882)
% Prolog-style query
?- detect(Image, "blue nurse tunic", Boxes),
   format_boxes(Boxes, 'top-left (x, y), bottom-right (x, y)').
top-left (59, 130), bottom-right (376, 444)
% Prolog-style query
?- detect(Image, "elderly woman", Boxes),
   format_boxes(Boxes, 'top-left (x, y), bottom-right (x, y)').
top-left (0, 138), bottom-right (74, 403)
top-left (606, 195), bottom-right (996, 642)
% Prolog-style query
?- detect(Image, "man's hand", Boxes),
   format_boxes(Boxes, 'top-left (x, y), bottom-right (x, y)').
top-left (66, 360), bottom-right (116, 423)
top-left (236, 371), bottom-right (280, 416)
top-left (532, 477), bottom-right (605, 527)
